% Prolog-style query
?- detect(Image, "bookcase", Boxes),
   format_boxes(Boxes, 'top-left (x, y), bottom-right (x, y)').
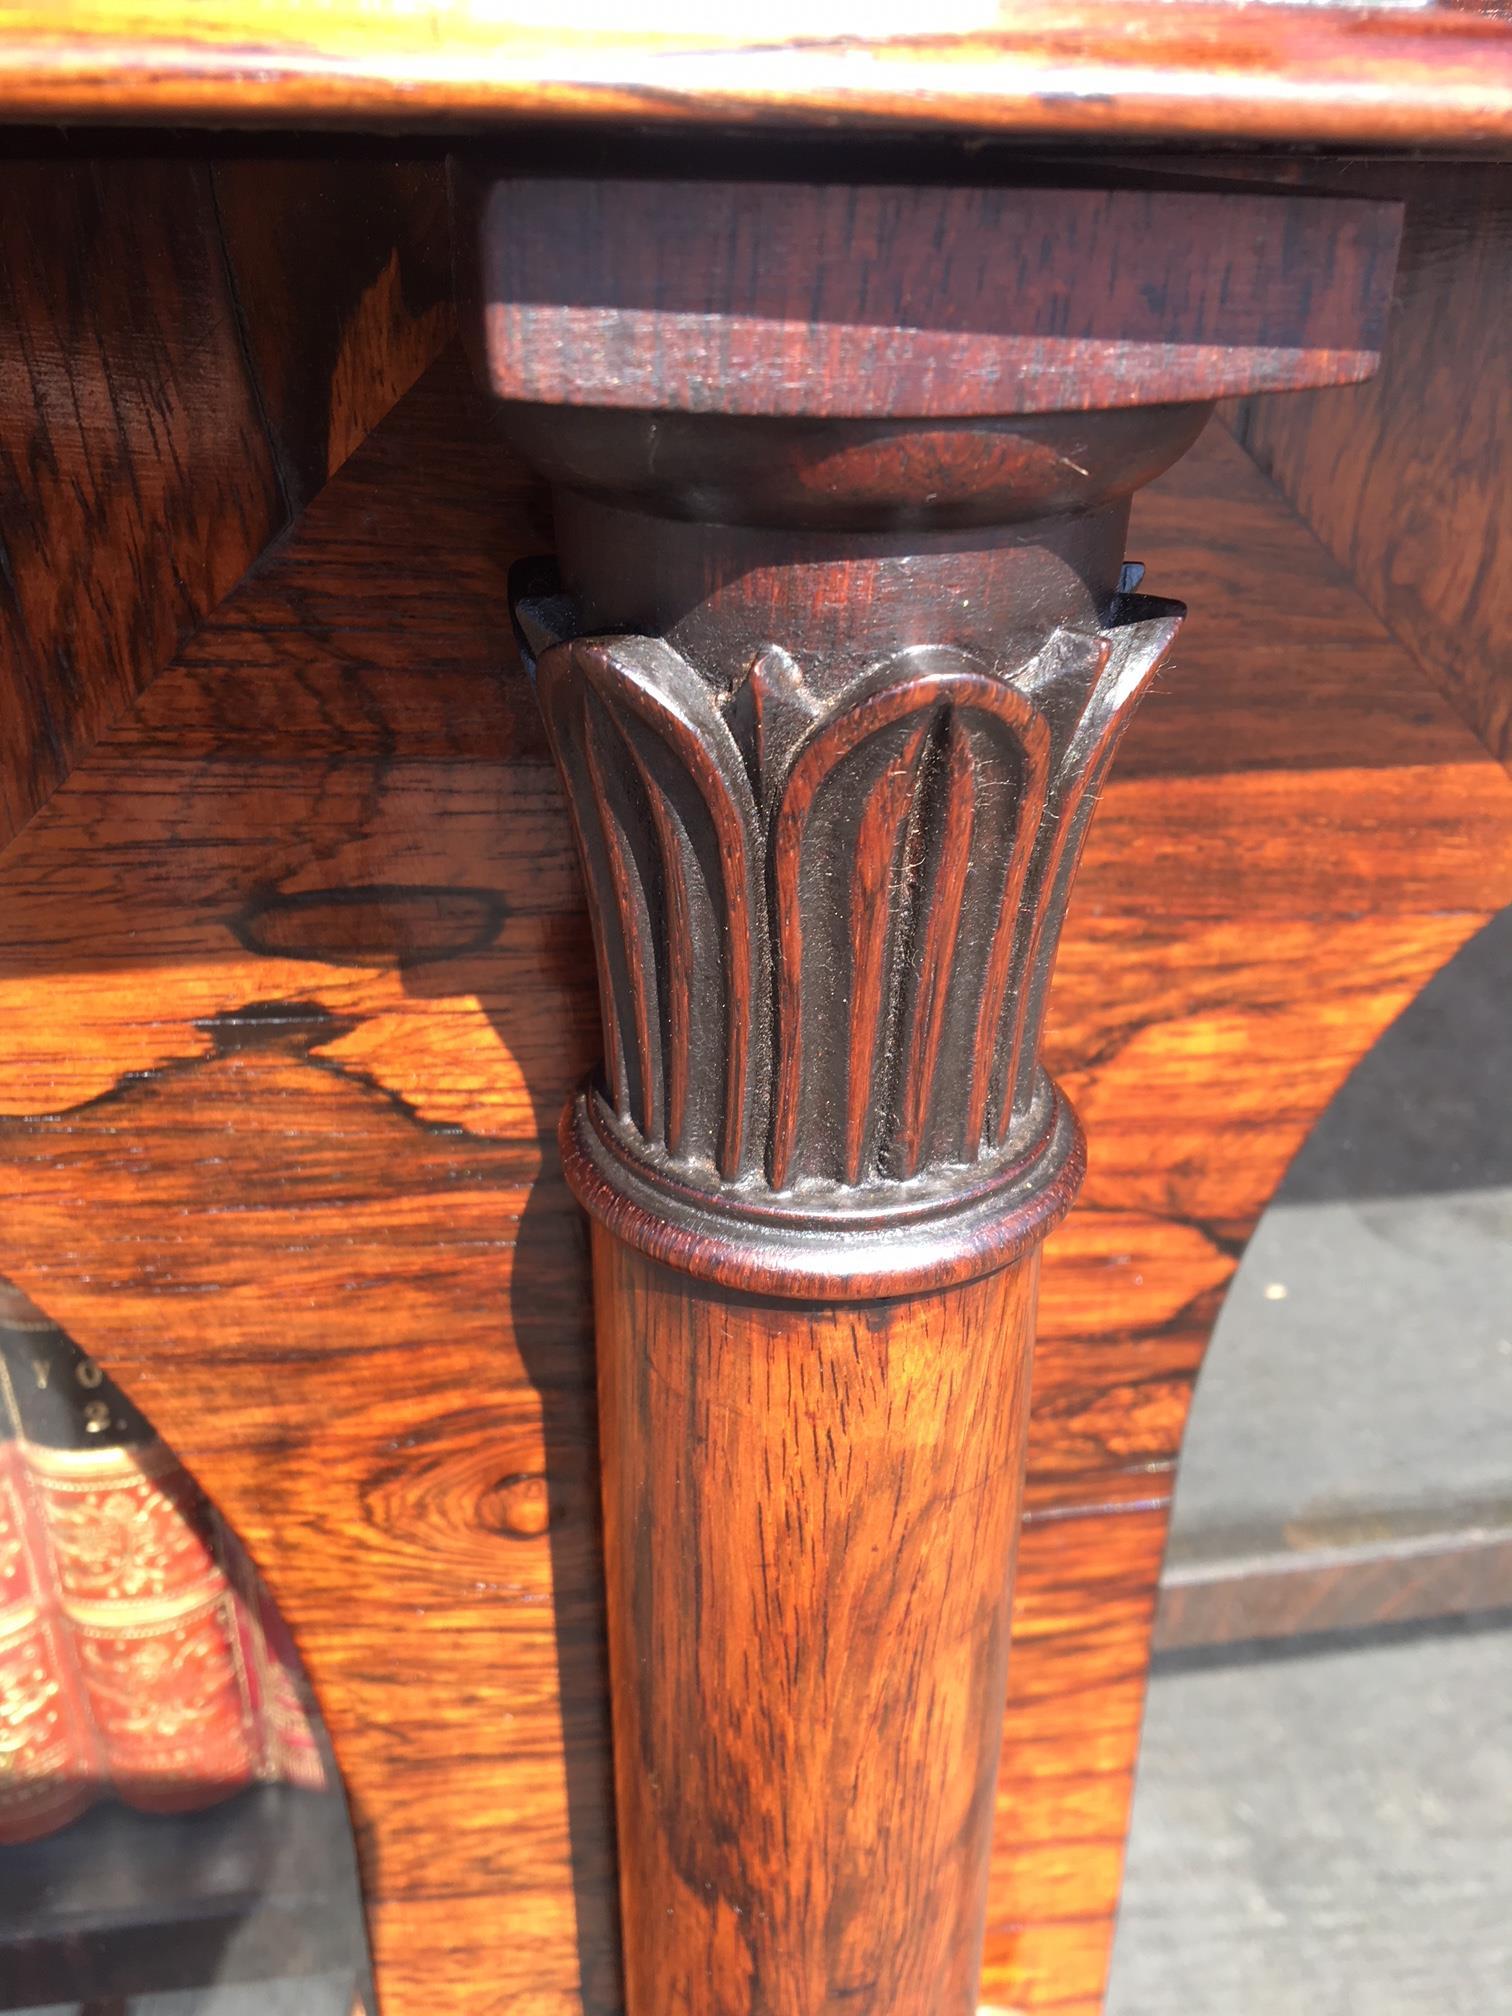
top-left (0, 49), bottom-right (1510, 2016)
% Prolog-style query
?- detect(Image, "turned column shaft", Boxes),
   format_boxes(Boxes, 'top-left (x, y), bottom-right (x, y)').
top-left (467, 166), bottom-right (1401, 2016)
top-left (535, 475), bottom-right (1118, 2008)
top-left (597, 1239), bottom-right (1037, 2015)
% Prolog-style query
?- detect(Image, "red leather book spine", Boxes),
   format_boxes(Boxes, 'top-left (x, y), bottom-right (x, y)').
top-left (2, 1279), bottom-right (324, 1830)
top-left (27, 1436), bottom-right (262, 1811)
top-left (0, 1325), bottom-right (98, 1845)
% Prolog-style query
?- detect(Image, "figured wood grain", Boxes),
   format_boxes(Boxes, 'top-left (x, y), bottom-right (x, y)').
top-left (493, 174), bottom-right (1395, 1330)
top-left (478, 179), bottom-right (1400, 418)
top-left (596, 1233), bottom-right (1038, 2016)
top-left (0, 146), bottom-right (452, 857)
top-left (1227, 161), bottom-right (1512, 771)
top-left (1, 1), bottom-right (1512, 147)
top-left (982, 418), bottom-right (1512, 2014)
top-left (0, 357), bottom-right (1506, 2016)
top-left (0, 155), bottom-right (279, 854)
top-left (209, 151), bottom-right (453, 511)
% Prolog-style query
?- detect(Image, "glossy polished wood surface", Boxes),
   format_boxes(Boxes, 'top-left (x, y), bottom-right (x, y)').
top-left (1229, 160), bottom-right (1512, 772)
top-left (598, 1235), bottom-right (1037, 2016)
top-left (0, 359), bottom-right (1507, 2016)
top-left (0, 148), bottom-right (450, 854)
top-left (478, 178), bottom-right (1399, 416)
top-left (0, 356), bottom-right (613, 2016)
top-left (2, 1), bottom-right (1512, 146)
top-left (993, 416), bottom-right (1512, 2012)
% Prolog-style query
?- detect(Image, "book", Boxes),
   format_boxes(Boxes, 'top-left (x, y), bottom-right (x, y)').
top-left (0, 1398), bottom-right (96, 1844)
top-left (0, 1279), bottom-right (325, 1844)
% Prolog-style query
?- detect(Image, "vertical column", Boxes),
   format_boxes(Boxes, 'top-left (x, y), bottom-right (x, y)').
top-left (467, 172), bottom-right (1400, 2015)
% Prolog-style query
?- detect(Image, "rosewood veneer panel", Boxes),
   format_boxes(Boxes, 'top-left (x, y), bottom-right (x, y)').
top-left (0, 355), bottom-right (1506, 2015)
top-left (1229, 161), bottom-right (1512, 772)
top-left (0, 147), bottom-right (451, 854)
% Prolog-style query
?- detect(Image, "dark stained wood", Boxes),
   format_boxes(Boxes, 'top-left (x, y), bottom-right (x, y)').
top-left (0, 155), bottom-right (280, 854)
top-left (491, 174), bottom-right (1398, 1302)
top-left (597, 1234), bottom-right (1038, 2016)
top-left (477, 179), bottom-right (1400, 418)
top-left (533, 609), bottom-right (1115, 1296)
top-left (0, 355), bottom-right (613, 2016)
top-left (1226, 161), bottom-right (1512, 770)
top-left (211, 152), bottom-right (453, 510)
top-left (0, 146), bottom-right (452, 856)
top-left (0, 356), bottom-right (1507, 2016)
top-left (1, 2), bottom-right (1512, 148)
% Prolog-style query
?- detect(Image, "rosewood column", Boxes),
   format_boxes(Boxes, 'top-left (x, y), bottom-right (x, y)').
top-left (468, 174), bottom-right (1399, 2016)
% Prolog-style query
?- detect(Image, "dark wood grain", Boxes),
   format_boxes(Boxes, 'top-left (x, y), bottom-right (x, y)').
top-left (491, 174), bottom-right (1398, 1312)
top-left (0, 146), bottom-right (451, 856)
top-left (1226, 160), bottom-right (1512, 770)
top-left (477, 179), bottom-right (1400, 418)
top-left (211, 151), bottom-right (453, 511)
top-left (0, 156), bottom-right (280, 854)
top-left (1, 2), bottom-right (1512, 148)
top-left (985, 420), bottom-right (1512, 2015)
top-left (597, 1233), bottom-right (1038, 2016)
top-left (0, 356), bottom-right (1506, 2016)
top-left (846, 722), bottom-right (925, 1184)
top-left (496, 171), bottom-right (1240, 2004)
top-left (0, 354), bottom-right (614, 2016)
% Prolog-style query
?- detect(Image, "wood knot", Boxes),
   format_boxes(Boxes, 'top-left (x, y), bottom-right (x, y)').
top-left (477, 1472), bottom-right (554, 1540)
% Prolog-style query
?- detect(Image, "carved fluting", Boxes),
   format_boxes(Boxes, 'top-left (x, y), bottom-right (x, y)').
top-left (518, 571), bottom-right (1182, 1210)
top-left (533, 632), bottom-right (770, 1182)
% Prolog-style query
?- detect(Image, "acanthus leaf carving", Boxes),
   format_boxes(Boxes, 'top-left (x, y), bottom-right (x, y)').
top-left (515, 564), bottom-right (1182, 1213)
top-left (535, 630), bottom-right (768, 1182)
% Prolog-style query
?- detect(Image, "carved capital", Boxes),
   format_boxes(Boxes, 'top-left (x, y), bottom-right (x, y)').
top-left (469, 173), bottom-right (1401, 1298)
top-left (515, 566), bottom-right (1180, 1297)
